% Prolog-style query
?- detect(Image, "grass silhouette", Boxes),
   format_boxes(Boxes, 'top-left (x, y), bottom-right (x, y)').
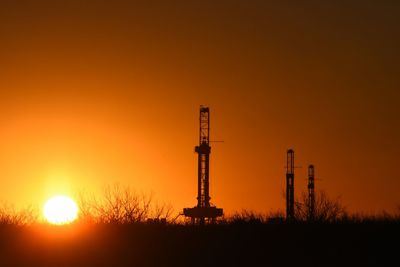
top-left (0, 186), bottom-right (399, 267)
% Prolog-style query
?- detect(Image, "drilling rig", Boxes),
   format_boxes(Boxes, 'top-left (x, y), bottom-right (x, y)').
top-left (286, 149), bottom-right (295, 220)
top-left (308, 164), bottom-right (315, 220)
top-left (183, 106), bottom-right (223, 224)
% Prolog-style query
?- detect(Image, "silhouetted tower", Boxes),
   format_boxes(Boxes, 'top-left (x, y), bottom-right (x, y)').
top-left (196, 106), bottom-right (211, 208)
top-left (183, 106), bottom-right (223, 224)
top-left (286, 149), bottom-right (295, 220)
top-left (308, 164), bottom-right (315, 220)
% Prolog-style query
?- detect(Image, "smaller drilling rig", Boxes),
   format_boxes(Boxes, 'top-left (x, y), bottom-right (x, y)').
top-left (308, 164), bottom-right (315, 220)
top-left (183, 106), bottom-right (223, 224)
top-left (286, 149), bottom-right (295, 220)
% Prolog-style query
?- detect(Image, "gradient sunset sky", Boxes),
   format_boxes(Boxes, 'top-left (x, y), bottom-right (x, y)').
top-left (0, 0), bottom-right (399, 214)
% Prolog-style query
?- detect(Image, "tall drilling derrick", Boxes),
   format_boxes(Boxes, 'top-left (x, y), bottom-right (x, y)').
top-left (286, 149), bottom-right (295, 220)
top-left (197, 107), bottom-right (211, 208)
top-left (308, 164), bottom-right (315, 220)
top-left (183, 106), bottom-right (223, 223)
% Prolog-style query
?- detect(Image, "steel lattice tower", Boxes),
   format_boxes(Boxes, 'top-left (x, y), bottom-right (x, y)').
top-left (286, 149), bottom-right (295, 220)
top-left (308, 164), bottom-right (315, 220)
top-left (196, 106), bottom-right (211, 208)
top-left (184, 106), bottom-right (223, 224)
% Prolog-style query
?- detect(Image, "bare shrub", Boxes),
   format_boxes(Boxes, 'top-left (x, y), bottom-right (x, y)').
top-left (0, 202), bottom-right (38, 226)
top-left (229, 210), bottom-right (266, 224)
top-left (77, 184), bottom-right (173, 224)
top-left (151, 202), bottom-right (174, 220)
top-left (348, 210), bottom-right (399, 223)
top-left (295, 190), bottom-right (347, 222)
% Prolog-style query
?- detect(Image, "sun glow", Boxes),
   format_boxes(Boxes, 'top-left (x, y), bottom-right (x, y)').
top-left (44, 196), bottom-right (79, 225)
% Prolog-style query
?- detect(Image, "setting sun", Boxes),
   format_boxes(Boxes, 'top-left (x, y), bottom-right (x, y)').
top-left (43, 196), bottom-right (79, 225)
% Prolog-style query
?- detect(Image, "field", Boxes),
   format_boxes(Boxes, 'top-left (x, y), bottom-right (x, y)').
top-left (0, 219), bottom-right (398, 267)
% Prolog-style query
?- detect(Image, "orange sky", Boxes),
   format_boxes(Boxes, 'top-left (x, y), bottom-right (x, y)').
top-left (0, 1), bottom-right (399, 214)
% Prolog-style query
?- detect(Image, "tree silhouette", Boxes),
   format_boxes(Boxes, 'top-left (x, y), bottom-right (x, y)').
top-left (77, 184), bottom-right (173, 224)
top-left (295, 190), bottom-right (347, 222)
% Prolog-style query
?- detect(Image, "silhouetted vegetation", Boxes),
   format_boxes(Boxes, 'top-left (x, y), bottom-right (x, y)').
top-left (0, 202), bottom-right (37, 226)
top-left (0, 215), bottom-right (398, 267)
top-left (0, 188), bottom-right (399, 267)
top-left (295, 190), bottom-right (347, 222)
top-left (77, 184), bottom-right (173, 224)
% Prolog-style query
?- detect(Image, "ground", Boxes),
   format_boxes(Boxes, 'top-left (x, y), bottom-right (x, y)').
top-left (0, 221), bottom-right (398, 267)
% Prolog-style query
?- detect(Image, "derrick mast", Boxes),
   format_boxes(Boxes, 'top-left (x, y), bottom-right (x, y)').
top-left (196, 106), bottom-right (211, 208)
top-left (183, 106), bottom-right (223, 223)
top-left (308, 164), bottom-right (315, 220)
top-left (286, 149), bottom-right (295, 220)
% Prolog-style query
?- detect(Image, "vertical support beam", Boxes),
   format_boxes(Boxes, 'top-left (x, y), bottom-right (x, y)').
top-left (308, 165), bottom-right (315, 221)
top-left (286, 149), bottom-right (295, 220)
